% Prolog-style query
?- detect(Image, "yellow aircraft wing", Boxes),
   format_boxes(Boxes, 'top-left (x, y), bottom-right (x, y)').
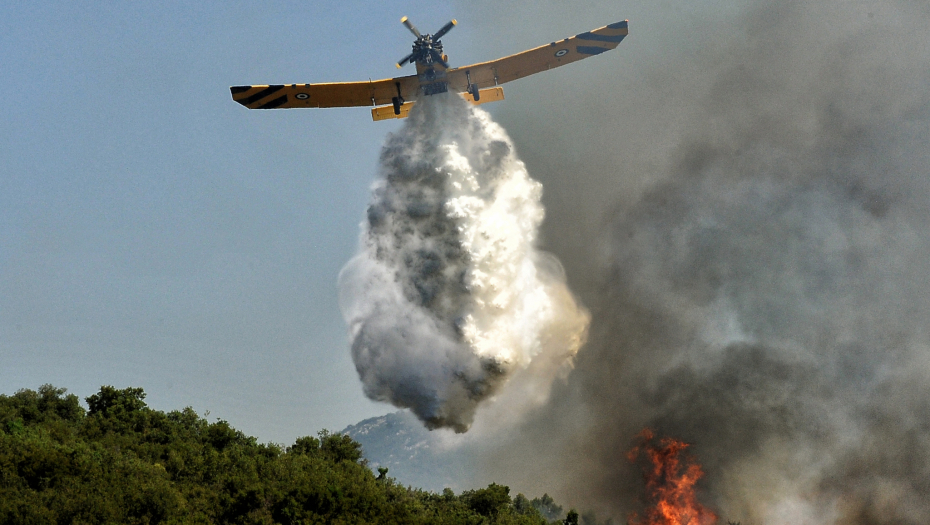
top-left (230, 75), bottom-right (420, 109)
top-left (445, 20), bottom-right (628, 93)
top-left (230, 20), bottom-right (627, 116)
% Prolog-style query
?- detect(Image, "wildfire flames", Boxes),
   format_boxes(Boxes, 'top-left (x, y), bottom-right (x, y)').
top-left (628, 429), bottom-right (717, 525)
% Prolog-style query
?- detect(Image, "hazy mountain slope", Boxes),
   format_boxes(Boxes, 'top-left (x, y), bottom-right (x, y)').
top-left (343, 410), bottom-right (470, 492)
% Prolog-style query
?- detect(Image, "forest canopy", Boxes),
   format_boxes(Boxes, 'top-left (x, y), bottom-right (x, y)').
top-left (0, 384), bottom-right (593, 525)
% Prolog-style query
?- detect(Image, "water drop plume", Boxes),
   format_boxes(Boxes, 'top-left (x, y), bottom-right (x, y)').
top-left (339, 93), bottom-right (589, 432)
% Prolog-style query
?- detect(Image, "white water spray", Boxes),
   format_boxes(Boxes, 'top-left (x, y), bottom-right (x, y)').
top-left (339, 94), bottom-right (589, 432)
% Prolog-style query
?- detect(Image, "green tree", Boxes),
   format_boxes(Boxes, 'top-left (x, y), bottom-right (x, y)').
top-left (85, 385), bottom-right (147, 417)
top-left (565, 508), bottom-right (580, 525)
top-left (287, 435), bottom-right (320, 456)
top-left (1, 384), bottom-right (574, 525)
top-left (318, 429), bottom-right (364, 463)
top-left (532, 493), bottom-right (564, 521)
top-left (463, 483), bottom-right (512, 518)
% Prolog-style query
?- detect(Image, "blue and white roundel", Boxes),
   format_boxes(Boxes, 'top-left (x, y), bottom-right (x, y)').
top-left (554, 49), bottom-right (568, 57)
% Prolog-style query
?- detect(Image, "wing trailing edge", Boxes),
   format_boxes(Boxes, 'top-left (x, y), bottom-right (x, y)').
top-left (370, 87), bottom-right (504, 121)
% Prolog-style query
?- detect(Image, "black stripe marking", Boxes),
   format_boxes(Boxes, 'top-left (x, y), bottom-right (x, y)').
top-left (607, 20), bottom-right (628, 30)
top-left (240, 85), bottom-right (285, 106)
top-left (230, 85), bottom-right (252, 94)
top-left (576, 46), bottom-right (610, 55)
top-left (576, 32), bottom-right (626, 43)
top-left (258, 95), bottom-right (288, 109)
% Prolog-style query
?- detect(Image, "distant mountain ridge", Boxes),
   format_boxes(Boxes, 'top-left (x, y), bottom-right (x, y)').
top-left (342, 410), bottom-right (470, 491)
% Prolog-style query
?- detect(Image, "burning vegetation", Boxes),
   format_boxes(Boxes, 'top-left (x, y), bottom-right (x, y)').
top-left (628, 429), bottom-right (718, 525)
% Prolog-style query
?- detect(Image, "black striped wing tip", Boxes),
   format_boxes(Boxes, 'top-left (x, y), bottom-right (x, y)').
top-left (230, 85), bottom-right (289, 109)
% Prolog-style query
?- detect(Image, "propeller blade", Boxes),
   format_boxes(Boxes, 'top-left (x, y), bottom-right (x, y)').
top-left (432, 19), bottom-right (457, 41)
top-left (429, 49), bottom-right (449, 68)
top-left (396, 53), bottom-right (415, 68)
top-left (400, 16), bottom-right (421, 38)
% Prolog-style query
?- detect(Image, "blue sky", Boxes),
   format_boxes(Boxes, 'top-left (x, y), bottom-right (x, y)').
top-left (1, 0), bottom-right (678, 444)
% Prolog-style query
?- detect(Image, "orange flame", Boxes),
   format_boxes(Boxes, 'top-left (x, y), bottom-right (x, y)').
top-left (628, 429), bottom-right (717, 525)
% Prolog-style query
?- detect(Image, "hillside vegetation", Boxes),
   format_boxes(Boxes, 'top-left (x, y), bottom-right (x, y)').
top-left (0, 385), bottom-right (580, 525)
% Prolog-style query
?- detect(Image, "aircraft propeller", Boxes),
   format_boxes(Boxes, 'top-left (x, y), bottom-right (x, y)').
top-left (401, 16), bottom-right (421, 38)
top-left (396, 17), bottom-right (457, 69)
top-left (397, 53), bottom-right (415, 68)
top-left (432, 20), bottom-right (456, 41)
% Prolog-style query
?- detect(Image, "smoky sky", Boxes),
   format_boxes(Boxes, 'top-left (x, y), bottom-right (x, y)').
top-left (459, 1), bottom-right (930, 523)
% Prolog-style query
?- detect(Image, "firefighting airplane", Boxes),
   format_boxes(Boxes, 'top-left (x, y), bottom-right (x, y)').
top-left (230, 17), bottom-right (628, 121)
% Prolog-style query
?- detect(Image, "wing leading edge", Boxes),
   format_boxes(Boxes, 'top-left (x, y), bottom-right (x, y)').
top-left (445, 19), bottom-right (628, 92)
top-left (229, 19), bottom-right (627, 116)
top-left (230, 76), bottom-right (420, 110)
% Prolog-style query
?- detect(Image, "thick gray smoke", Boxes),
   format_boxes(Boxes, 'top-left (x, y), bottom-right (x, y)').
top-left (454, 1), bottom-right (930, 523)
top-left (339, 94), bottom-right (589, 432)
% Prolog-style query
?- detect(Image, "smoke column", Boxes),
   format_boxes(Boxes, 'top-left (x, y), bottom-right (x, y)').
top-left (451, 1), bottom-right (930, 524)
top-left (339, 93), bottom-right (589, 432)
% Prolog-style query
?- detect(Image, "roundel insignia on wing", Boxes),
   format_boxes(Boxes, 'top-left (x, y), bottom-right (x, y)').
top-left (554, 49), bottom-right (569, 57)
top-left (295, 93), bottom-right (310, 100)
